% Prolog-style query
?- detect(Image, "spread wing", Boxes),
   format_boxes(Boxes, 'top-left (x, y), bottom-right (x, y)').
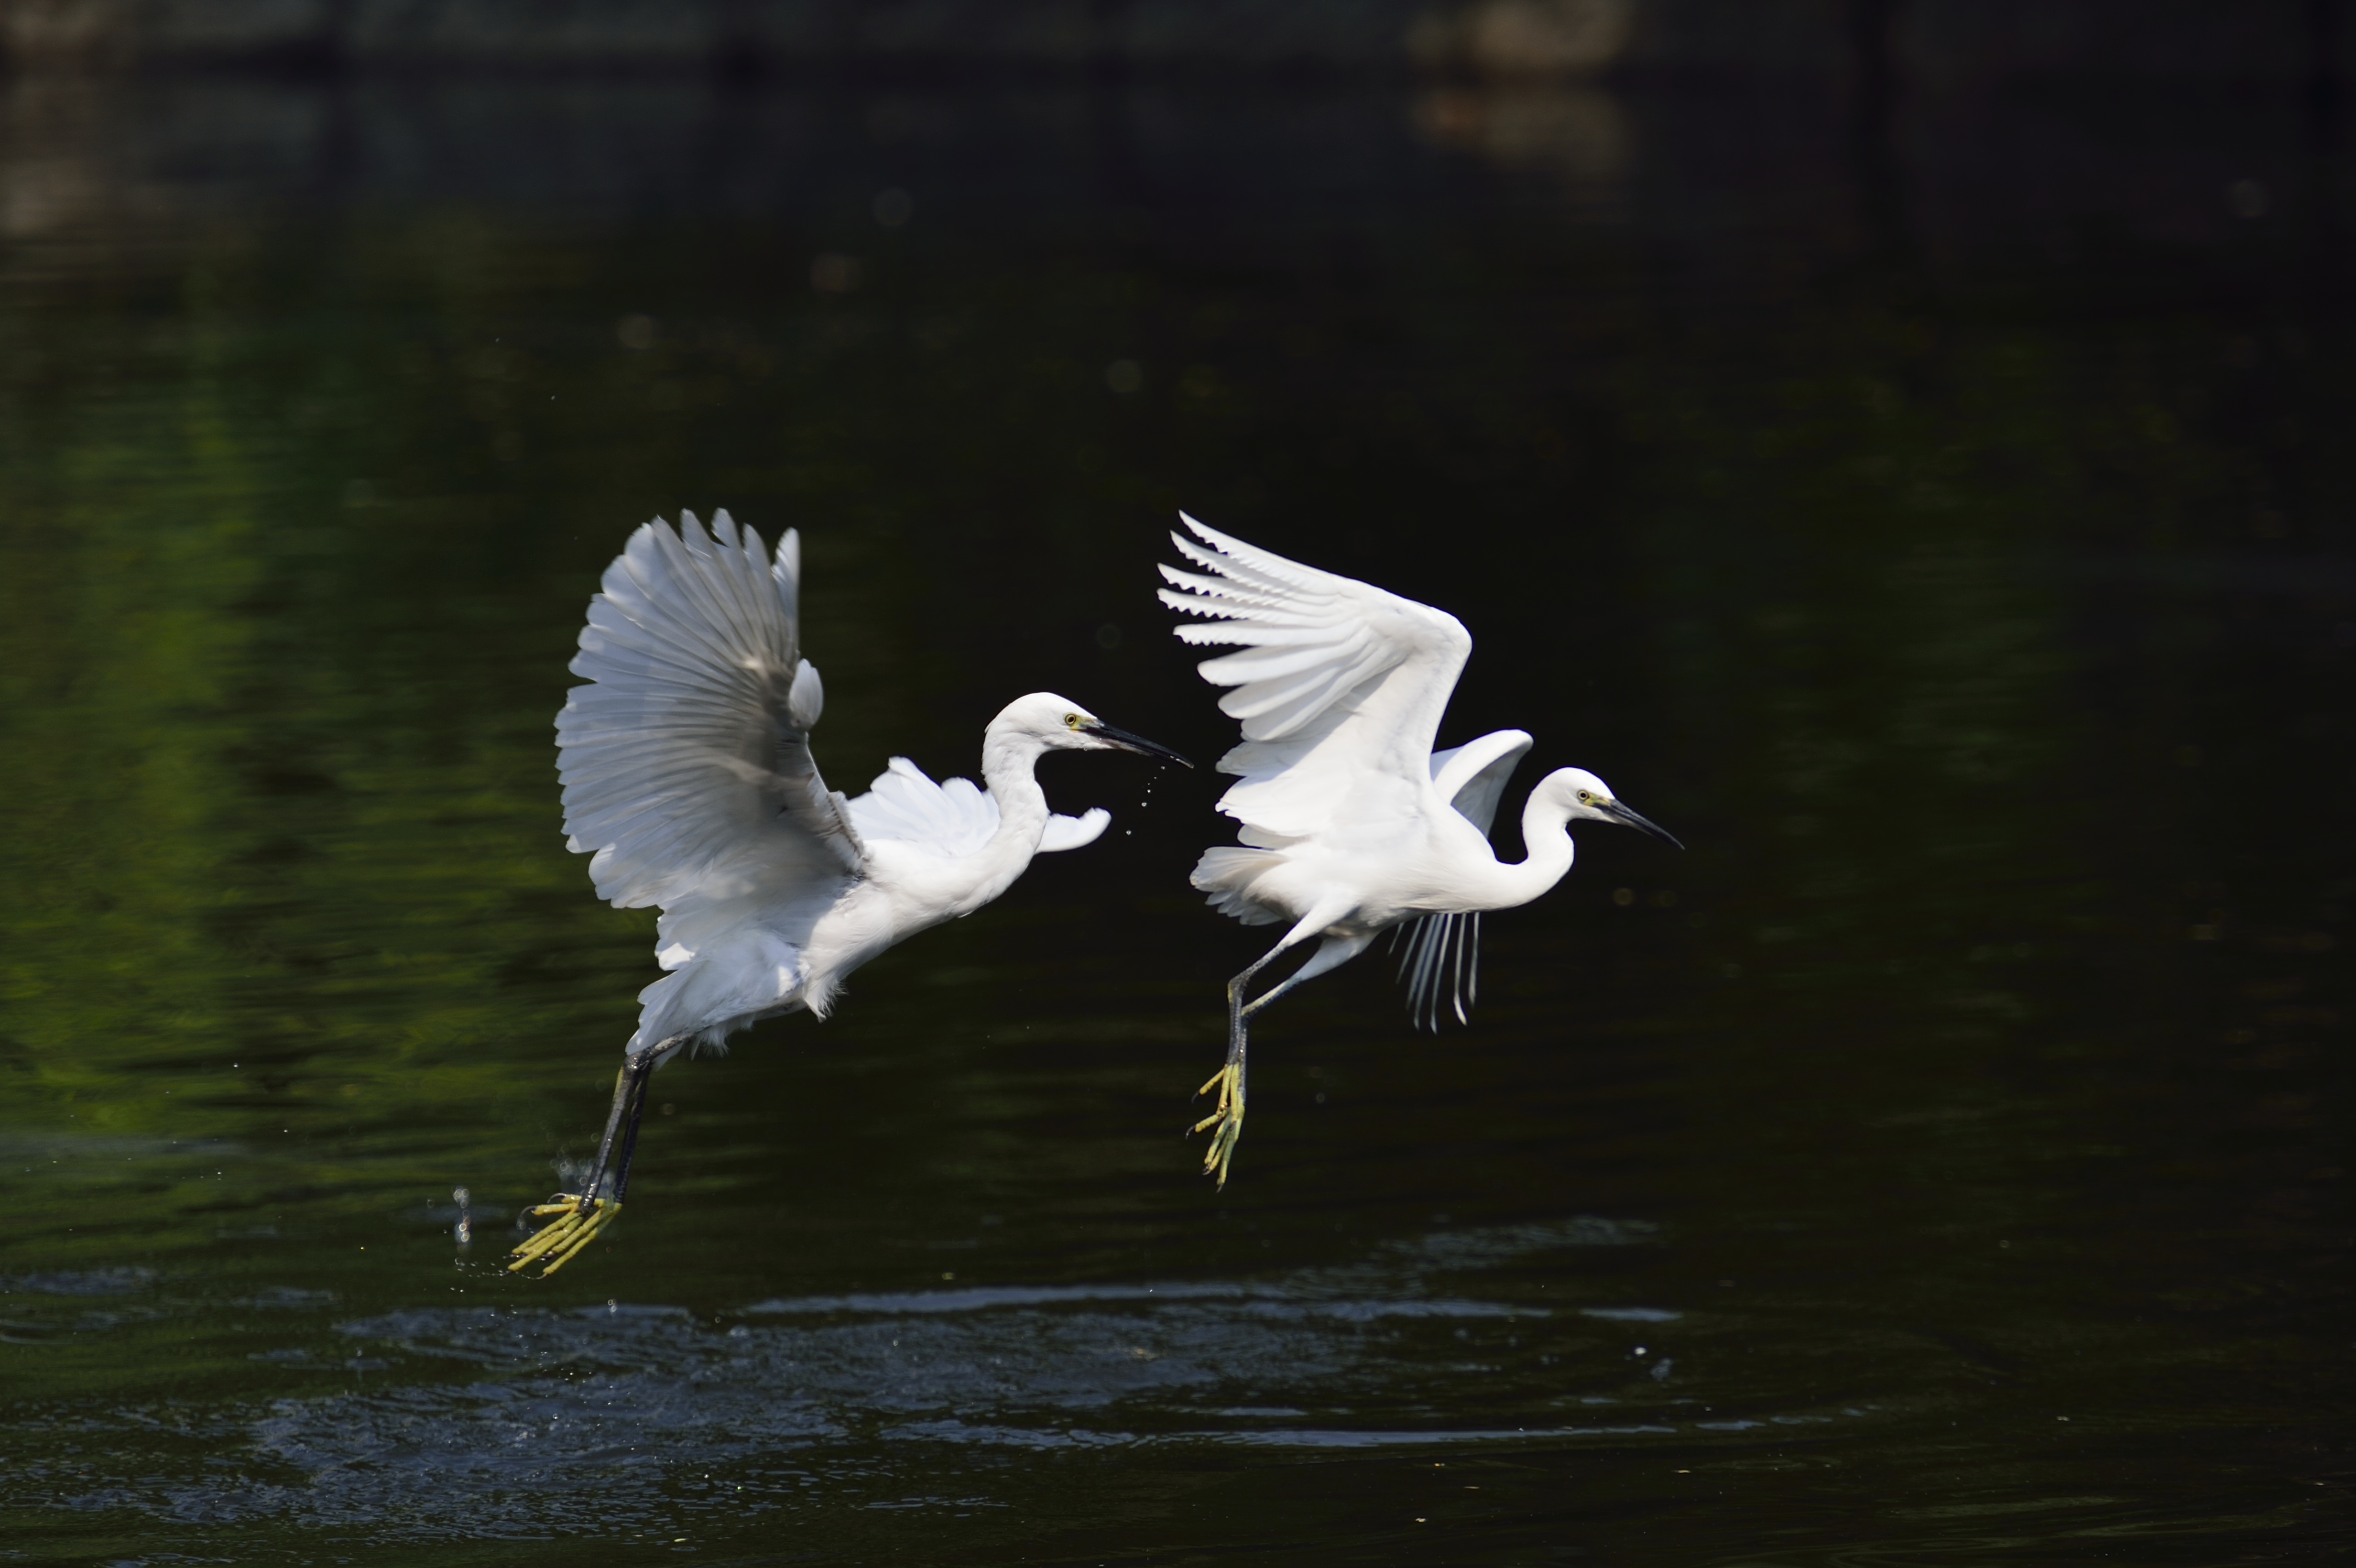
top-left (556, 510), bottom-right (864, 913)
top-left (846, 756), bottom-right (1111, 859)
top-left (1157, 513), bottom-right (1472, 840)
top-left (1430, 729), bottom-right (1534, 836)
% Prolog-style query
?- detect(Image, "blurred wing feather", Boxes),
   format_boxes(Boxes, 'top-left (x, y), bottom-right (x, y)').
top-left (557, 511), bottom-right (863, 912)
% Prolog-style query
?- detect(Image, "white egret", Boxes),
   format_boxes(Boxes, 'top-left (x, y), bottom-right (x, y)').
top-left (1159, 515), bottom-right (1680, 1186)
top-left (511, 511), bottom-right (1187, 1275)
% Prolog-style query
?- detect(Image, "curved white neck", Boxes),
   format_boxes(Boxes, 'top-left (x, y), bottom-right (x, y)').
top-left (1485, 787), bottom-right (1579, 910)
top-left (971, 720), bottom-right (1054, 891)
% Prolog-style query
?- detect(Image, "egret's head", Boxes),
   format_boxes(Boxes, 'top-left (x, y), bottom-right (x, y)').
top-left (995, 692), bottom-right (1192, 766)
top-left (1543, 767), bottom-right (1684, 848)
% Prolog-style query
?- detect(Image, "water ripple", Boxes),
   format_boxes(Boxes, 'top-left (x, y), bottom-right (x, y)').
top-left (8, 1217), bottom-right (1880, 1538)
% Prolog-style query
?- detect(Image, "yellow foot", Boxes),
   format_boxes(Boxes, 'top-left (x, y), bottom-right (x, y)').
top-left (505, 1195), bottom-right (621, 1277)
top-left (1189, 1064), bottom-right (1245, 1189)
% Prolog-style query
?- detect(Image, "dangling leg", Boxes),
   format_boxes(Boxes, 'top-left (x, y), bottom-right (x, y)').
top-left (508, 1045), bottom-right (666, 1277)
top-left (1190, 922), bottom-right (1376, 1189)
top-left (1190, 946), bottom-right (1286, 1189)
top-left (606, 1062), bottom-right (655, 1204)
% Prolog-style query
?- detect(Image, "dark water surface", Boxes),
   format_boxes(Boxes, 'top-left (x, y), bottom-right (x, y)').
top-left (1, 76), bottom-right (2350, 1564)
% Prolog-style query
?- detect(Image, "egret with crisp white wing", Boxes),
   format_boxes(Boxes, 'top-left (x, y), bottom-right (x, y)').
top-left (511, 512), bottom-right (1187, 1275)
top-left (1160, 515), bottom-right (1680, 1187)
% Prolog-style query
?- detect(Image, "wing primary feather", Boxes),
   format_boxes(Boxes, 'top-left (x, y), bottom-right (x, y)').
top-left (1175, 514), bottom-right (1331, 588)
top-left (1155, 568), bottom-right (1301, 610)
top-left (559, 511), bottom-right (865, 913)
top-left (677, 512), bottom-right (764, 649)
top-left (774, 527), bottom-right (802, 603)
top-left (1168, 531), bottom-right (1313, 594)
top-left (671, 513), bottom-right (773, 674)
top-left (1164, 512), bottom-right (1473, 814)
top-left (1155, 566), bottom-right (1308, 613)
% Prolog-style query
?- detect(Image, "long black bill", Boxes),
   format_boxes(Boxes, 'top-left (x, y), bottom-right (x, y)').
top-left (1600, 799), bottom-right (1684, 849)
top-left (1092, 724), bottom-right (1193, 768)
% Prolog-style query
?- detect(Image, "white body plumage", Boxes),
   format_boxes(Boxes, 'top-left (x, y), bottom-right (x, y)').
top-left (555, 511), bottom-right (1167, 1063)
top-left (1161, 515), bottom-right (1680, 1184)
top-left (1163, 514), bottom-right (1680, 1030)
top-left (511, 510), bottom-right (1185, 1273)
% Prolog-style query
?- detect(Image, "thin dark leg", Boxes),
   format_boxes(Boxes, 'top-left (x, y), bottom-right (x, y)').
top-left (1193, 946), bottom-right (1287, 1188)
top-left (606, 1056), bottom-right (658, 1202)
top-left (576, 1058), bottom-right (646, 1206)
top-left (1222, 953), bottom-right (1274, 1099)
top-left (508, 1046), bottom-right (667, 1277)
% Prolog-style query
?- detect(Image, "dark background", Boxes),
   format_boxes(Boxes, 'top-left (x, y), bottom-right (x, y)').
top-left (0, 6), bottom-right (2350, 1562)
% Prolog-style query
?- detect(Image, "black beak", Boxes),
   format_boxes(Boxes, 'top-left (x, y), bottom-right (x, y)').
top-left (1091, 724), bottom-right (1193, 768)
top-left (1599, 799), bottom-right (1684, 849)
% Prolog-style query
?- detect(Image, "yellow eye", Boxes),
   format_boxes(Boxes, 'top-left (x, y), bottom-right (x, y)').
top-left (1576, 789), bottom-right (1597, 804)
top-left (1064, 713), bottom-right (1084, 729)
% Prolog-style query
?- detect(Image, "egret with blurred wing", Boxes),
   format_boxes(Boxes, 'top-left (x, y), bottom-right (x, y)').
top-left (1160, 515), bottom-right (1680, 1186)
top-left (512, 512), bottom-right (1187, 1275)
